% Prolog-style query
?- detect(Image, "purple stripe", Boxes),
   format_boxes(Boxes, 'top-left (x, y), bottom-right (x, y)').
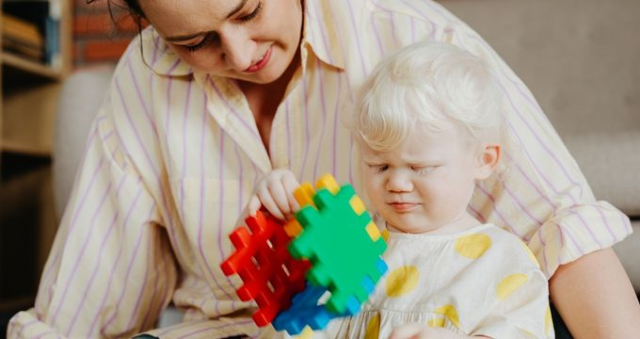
top-left (101, 203), bottom-right (156, 331)
top-left (388, 11), bottom-right (398, 47)
top-left (87, 185), bottom-right (147, 334)
top-left (285, 101), bottom-right (293, 168)
top-left (467, 205), bottom-right (486, 223)
top-left (535, 226), bottom-right (550, 275)
top-left (298, 74), bottom-right (311, 179)
top-left (327, 3), bottom-right (355, 93)
top-left (66, 177), bottom-right (131, 333)
top-left (126, 60), bottom-right (158, 138)
top-left (502, 183), bottom-right (544, 227)
top-left (369, 8), bottom-right (385, 58)
top-left (398, 0), bottom-right (438, 36)
top-left (208, 76), bottom-right (261, 141)
top-left (234, 145), bottom-right (245, 217)
top-left (114, 77), bottom-right (160, 179)
top-left (51, 180), bottom-right (114, 325)
top-left (164, 77), bottom-right (173, 141)
top-left (196, 100), bottom-right (234, 301)
top-left (167, 58), bottom-right (182, 74)
top-left (459, 33), bottom-right (583, 199)
top-left (124, 229), bottom-right (154, 330)
top-left (503, 118), bottom-right (597, 250)
top-left (557, 219), bottom-right (585, 257)
top-left (569, 210), bottom-right (604, 249)
top-left (331, 69), bottom-right (343, 176)
top-left (499, 82), bottom-right (582, 199)
top-left (308, 0), bottom-right (334, 65)
top-left (151, 35), bottom-right (161, 64)
top-left (15, 319), bottom-right (38, 338)
top-left (473, 183), bottom-right (522, 238)
top-left (178, 80), bottom-right (194, 256)
top-left (40, 121), bottom-right (105, 294)
top-left (33, 330), bottom-right (60, 339)
top-left (594, 205), bottom-right (617, 243)
top-left (410, 17), bottom-right (416, 42)
top-left (411, 0), bottom-right (452, 23)
top-left (312, 62), bottom-right (328, 180)
top-left (345, 1), bottom-right (368, 78)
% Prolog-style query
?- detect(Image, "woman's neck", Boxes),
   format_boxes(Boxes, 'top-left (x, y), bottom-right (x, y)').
top-left (238, 52), bottom-right (301, 153)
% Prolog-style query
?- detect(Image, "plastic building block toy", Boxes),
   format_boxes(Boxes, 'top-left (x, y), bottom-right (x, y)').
top-left (220, 211), bottom-right (311, 327)
top-left (221, 174), bottom-right (388, 335)
top-left (289, 174), bottom-right (388, 315)
top-left (272, 283), bottom-right (344, 334)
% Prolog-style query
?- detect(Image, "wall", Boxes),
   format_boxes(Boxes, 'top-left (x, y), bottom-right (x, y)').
top-left (73, 0), bottom-right (141, 66)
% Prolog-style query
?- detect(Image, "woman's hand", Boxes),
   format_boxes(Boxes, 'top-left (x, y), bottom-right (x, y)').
top-left (252, 169), bottom-right (301, 220)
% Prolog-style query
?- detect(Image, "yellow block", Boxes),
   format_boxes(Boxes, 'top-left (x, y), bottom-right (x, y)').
top-left (316, 173), bottom-right (340, 195)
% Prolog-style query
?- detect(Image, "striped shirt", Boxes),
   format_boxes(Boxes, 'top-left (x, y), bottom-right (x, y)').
top-left (8, 0), bottom-right (632, 338)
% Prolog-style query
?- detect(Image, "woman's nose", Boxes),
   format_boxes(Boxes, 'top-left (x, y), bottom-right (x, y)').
top-left (386, 170), bottom-right (413, 193)
top-left (219, 29), bottom-right (253, 71)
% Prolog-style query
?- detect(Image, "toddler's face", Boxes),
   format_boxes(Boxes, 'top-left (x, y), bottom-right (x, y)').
top-left (360, 125), bottom-right (484, 234)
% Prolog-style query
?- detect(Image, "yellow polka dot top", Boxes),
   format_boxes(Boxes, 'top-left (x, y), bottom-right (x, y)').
top-left (323, 223), bottom-right (554, 339)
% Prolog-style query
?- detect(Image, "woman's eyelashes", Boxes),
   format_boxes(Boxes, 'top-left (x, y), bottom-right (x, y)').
top-left (184, 1), bottom-right (263, 53)
top-left (240, 0), bottom-right (263, 22)
top-left (185, 33), bottom-right (218, 52)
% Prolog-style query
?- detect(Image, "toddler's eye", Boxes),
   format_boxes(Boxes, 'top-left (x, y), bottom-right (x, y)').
top-left (369, 164), bottom-right (388, 173)
top-left (413, 166), bottom-right (436, 174)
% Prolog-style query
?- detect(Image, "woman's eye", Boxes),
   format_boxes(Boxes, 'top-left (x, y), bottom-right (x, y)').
top-left (239, 1), bottom-right (263, 22)
top-left (184, 33), bottom-right (216, 53)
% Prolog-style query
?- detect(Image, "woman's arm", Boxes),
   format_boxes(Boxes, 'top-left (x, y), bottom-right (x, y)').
top-left (550, 247), bottom-right (640, 338)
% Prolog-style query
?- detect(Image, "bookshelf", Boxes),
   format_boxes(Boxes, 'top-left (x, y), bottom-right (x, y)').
top-left (1, 0), bottom-right (72, 155)
top-left (0, 0), bottom-right (71, 322)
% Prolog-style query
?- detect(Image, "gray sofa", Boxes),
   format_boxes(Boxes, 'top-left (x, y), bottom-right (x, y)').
top-left (53, 2), bottom-right (639, 328)
top-left (439, 0), bottom-right (640, 293)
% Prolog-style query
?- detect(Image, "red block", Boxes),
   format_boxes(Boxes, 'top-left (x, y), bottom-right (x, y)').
top-left (221, 211), bottom-right (311, 326)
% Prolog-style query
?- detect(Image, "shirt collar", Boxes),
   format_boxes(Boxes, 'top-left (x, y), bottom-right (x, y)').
top-left (142, 0), bottom-right (345, 77)
top-left (301, 0), bottom-right (345, 71)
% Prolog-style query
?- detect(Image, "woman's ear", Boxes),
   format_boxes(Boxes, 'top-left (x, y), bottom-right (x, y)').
top-left (475, 143), bottom-right (501, 180)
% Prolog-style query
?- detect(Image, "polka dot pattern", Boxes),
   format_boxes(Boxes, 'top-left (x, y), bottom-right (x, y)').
top-left (433, 304), bottom-right (461, 328)
top-left (364, 313), bottom-right (380, 339)
top-left (497, 273), bottom-right (528, 300)
top-left (385, 265), bottom-right (419, 297)
top-left (455, 234), bottom-right (491, 259)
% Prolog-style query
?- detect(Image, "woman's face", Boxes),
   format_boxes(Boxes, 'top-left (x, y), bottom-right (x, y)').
top-left (138, 0), bottom-right (303, 84)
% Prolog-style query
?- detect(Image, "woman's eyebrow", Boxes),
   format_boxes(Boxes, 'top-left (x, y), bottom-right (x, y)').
top-left (164, 0), bottom-right (248, 42)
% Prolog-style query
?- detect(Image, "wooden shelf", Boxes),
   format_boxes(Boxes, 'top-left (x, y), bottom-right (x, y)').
top-left (2, 52), bottom-right (63, 80)
top-left (0, 0), bottom-right (72, 155)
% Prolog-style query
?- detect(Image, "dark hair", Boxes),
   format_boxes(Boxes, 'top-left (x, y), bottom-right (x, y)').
top-left (86, 0), bottom-right (150, 66)
top-left (86, 0), bottom-right (146, 33)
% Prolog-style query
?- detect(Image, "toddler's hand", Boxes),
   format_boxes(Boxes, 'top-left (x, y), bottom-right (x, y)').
top-left (252, 169), bottom-right (301, 220)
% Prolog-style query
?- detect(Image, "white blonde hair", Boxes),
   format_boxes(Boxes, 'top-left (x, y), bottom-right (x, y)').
top-left (355, 41), bottom-right (506, 152)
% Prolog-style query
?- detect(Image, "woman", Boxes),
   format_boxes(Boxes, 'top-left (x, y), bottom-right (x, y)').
top-left (8, 0), bottom-right (640, 338)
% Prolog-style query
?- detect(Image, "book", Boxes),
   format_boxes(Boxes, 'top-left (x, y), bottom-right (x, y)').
top-left (2, 0), bottom-right (60, 67)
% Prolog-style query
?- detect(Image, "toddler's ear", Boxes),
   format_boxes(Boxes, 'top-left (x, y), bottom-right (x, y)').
top-left (475, 143), bottom-right (501, 180)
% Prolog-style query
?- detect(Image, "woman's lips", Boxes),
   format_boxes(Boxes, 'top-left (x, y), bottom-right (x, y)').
top-left (244, 47), bottom-right (272, 73)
